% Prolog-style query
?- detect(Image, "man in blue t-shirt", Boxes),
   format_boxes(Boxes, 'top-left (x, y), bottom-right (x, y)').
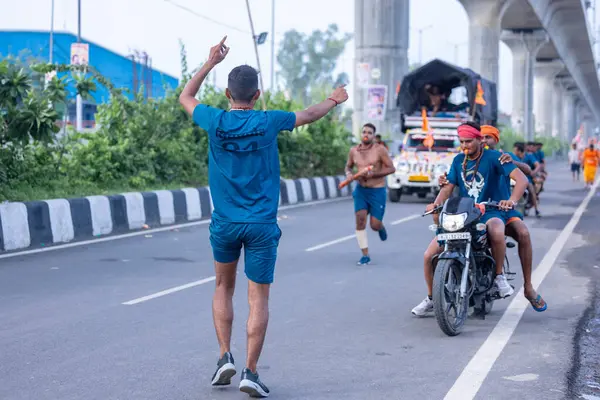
top-left (417, 126), bottom-right (547, 316)
top-left (412, 122), bottom-right (529, 316)
top-left (510, 142), bottom-right (541, 217)
top-left (179, 36), bottom-right (348, 397)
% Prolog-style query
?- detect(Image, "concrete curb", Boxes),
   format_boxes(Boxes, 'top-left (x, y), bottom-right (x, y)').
top-left (0, 176), bottom-right (355, 252)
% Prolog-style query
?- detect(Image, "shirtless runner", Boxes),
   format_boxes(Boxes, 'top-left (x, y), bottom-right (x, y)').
top-left (345, 123), bottom-right (396, 265)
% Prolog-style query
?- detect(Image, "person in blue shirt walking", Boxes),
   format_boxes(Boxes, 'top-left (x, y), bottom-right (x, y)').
top-left (179, 36), bottom-right (348, 398)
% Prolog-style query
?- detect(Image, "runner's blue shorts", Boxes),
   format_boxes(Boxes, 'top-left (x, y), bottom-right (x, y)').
top-left (353, 185), bottom-right (387, 221)
top-left (209, 218), bottom-right (282, 284)
top-left (481, 209), bottom-right (523, 226)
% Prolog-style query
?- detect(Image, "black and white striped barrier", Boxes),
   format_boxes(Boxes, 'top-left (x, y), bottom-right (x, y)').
top-left (0, 176), bottom-right (355, 252)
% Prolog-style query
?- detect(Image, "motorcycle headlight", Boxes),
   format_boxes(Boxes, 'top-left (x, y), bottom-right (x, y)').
top-left (441, 212), bottom-right (468, 232)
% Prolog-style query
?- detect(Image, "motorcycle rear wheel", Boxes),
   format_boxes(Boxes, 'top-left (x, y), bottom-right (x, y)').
top-left (433, 259), bottom-right (470, 336)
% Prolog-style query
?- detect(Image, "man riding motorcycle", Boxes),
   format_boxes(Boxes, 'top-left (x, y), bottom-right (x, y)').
top-left (512, 142), bottom-right (542, 217)
top-left (411, 123), bottom-right (547, 317)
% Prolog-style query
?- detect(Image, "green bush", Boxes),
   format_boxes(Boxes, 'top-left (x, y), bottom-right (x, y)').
top-left (498, 125), bottom-right (568, 157)
top-left (0, 53), bottom-right (353, 203)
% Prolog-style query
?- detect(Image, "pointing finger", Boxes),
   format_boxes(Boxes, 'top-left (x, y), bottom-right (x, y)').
top-left (219, 35), bottom-right (228, 45)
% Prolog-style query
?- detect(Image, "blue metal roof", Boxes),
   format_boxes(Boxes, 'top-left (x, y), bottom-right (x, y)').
top-left (0, 30), bottom-right (180, 104)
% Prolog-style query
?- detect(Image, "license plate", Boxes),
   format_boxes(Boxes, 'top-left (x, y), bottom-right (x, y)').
top-left (409, 175), bottom-right (430, 182)
top-left (437, 232), bottom-right (471, 241)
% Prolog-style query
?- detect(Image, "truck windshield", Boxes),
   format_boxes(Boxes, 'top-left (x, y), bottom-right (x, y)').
top-left (406, 135), bottom-right (459, 152)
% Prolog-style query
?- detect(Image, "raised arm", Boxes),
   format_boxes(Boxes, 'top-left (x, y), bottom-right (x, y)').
top-left (179, 36), bottom-right (229, 116)
top-left (294, 85), bottom-right (349, 127)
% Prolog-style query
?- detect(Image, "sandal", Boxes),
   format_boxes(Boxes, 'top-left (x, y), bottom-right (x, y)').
top-left (526, 293), bottom-right (547, 312)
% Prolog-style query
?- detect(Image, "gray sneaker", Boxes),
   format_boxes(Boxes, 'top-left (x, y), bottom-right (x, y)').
top-left (411, 296), bottom-right (434, 316)
top-left (239, 368), bottom-right (270, 398)
top-left (211, 352), bottom-right (236, 386)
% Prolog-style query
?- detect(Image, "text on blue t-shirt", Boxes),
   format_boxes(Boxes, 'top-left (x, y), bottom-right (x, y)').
top-left (447, 149), bottom-right (516, 203)
top-left (192, 104), bottom-right (296, 223)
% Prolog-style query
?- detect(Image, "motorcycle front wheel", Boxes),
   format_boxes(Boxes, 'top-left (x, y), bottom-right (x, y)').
top-left (433, 259), bottom-right (470, 336)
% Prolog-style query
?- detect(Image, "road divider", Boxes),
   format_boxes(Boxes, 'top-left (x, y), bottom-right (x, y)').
top-left (0, 176), bottom-right (356, 254)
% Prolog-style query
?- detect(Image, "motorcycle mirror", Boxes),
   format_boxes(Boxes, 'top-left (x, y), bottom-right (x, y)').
top-left (506, 241), bottom-right (516, 249)
top-left (428, 224), bottom-right (438, 232)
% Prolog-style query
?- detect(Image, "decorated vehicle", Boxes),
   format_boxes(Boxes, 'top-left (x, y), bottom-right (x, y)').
top-left (387, 126), bottom-right (461, 202)
top-left (388, 59), bottom-right (498, 203)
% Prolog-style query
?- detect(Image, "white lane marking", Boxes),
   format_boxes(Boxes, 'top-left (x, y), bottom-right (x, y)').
top-left (305, 234), bottom-right (356, 252)
top-left (122, 276), bottom-right (216, 305)
top-left (444, 179), bottom-right (599, 400)
top-left (390, 214), bottom-right (421, 225)
top-left (305, 213), bottom-right (420, 252)
top-left (0, 197), bottom-right (350, 260)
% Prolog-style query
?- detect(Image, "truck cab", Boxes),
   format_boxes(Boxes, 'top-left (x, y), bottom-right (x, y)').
top-left (387, 117), bottom-right (463, 202)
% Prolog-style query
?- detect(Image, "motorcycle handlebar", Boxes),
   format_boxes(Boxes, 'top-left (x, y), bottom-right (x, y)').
top-left (422, 199), bottom-right (510, 217)
top-left (422, 204), bottom-right (443, 217)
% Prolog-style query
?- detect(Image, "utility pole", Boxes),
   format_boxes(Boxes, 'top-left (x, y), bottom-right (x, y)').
top-left (76, 0), bottom-right (83, 131)
top-left (270, 0), bottom-right (275, 92)
top-left (244, 0), bottom-right (267, 110)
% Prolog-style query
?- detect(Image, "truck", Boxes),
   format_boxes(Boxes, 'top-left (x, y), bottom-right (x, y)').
top-left (386, 59), bottom-right (498, 203)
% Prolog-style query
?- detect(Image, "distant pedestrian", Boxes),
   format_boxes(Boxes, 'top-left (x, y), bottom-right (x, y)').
top-left (568, 143), bottom-right (581, 181)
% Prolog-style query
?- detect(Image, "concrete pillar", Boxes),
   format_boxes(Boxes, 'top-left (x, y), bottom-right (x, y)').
top-left (557, 77), bottom-right (577, 141)
top-left (500, 29), bottom-right (548, 140)
top-left (353, 0), bottom-right (409, 139)
top-left (567, 95), bottom-right (580, 141)
top-left (577, 102), bottom-right (592, 142)
top-left (533, 60), bottom-right (563, 136)
top-left (551, 81), bottom-right (564, 138)
top-left (458, 0), bottom-right (507, 84)
top-left (583, 119), bottom-right (594, 143)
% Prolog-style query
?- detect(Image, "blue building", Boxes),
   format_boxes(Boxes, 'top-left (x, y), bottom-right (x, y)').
top-left (0, 30), bottom-right (180, 128)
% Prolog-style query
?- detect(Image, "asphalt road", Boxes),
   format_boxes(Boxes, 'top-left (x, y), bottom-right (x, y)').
top-left (1, 161), bottom-right (599, 400)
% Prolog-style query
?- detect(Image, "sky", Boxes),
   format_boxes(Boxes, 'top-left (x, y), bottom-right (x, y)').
top-left (0, 0), bottom-right (598, 115)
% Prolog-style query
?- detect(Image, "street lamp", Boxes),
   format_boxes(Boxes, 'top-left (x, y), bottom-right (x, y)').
top-left (255, 32), bottom-right (268, 45)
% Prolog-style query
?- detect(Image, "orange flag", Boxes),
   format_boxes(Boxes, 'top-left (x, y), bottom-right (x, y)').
top-left (421, 107), bottom-right (430, 132)
top-left (421, 107), bottom-right (434, 149)
top-left (475, 80), bottom-right (486, 106)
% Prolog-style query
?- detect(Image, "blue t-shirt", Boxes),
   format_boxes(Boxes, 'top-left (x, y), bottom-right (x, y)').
top-left (507, 151), bottom-right (537, 169)
top-left (509, 151), bottom-right (539, 183)
top-left (535, 150), bottom-right (545, 163)
top-left (526, 151), bottom-right (541, 166)
top-left (447, 149), bottom-right (516, 203)
top-left (192, 104), bottom-right (296, 223)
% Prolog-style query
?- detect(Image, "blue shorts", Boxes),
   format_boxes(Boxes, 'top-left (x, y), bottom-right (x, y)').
top-left (481, 209), bottom-right (523, 226)
top-left (209, 219), bottom-right (282, 284)
top-left (353, 185), bottom-right (386, 221)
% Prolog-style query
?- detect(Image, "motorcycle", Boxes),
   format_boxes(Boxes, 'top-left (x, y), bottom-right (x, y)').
top-left (423, 197), bottom-right (516, 337)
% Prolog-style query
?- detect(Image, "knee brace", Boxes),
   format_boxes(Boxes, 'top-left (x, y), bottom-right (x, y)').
top-left (355, 230), bottom-right (368, 249)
